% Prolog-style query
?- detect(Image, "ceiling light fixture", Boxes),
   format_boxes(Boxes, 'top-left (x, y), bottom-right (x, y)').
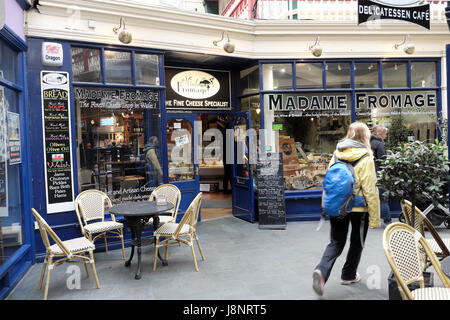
top-left (394, 35), bottom-right (415, 54)
top-left (309, 36), bottom-right (322, 57)
top-left (213, 31), bottom-right (235, 54)
top-left (113, 17), bottom-right (132, 44)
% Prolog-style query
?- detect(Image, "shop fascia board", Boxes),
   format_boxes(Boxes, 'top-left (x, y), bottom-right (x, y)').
top-left (33, 0), bottom-right (450, 35)
top-left (27, 0), bottom-right (449, 58)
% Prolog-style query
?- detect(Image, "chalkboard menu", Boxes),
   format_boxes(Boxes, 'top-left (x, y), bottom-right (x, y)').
top-left (257, 152), bottom-right (286, 229)
top-left (41, 71), bottom-right (74, 214)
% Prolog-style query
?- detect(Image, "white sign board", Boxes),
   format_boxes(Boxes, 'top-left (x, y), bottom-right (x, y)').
top-left (42, 42), bottom-right (64, 67)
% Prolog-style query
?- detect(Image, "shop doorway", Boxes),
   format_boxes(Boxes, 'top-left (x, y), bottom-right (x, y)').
top-left (197, 114), bottom-right (233, 220)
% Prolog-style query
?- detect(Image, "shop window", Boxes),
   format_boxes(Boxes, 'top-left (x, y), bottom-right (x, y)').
top-left (240, 95), bottom-right (261, 130)
top-left (135, 53), bottom-right (159, 86)
top-left (263, 92), bottom-right (351, 190)
top-left (382, 62), bottom-right (407, 88)
top-left (75, 87), bottom-right (161, 204)
top-left (354, 62), bottom-right (379, 88)
top-left (71, 47), bottom-right (102, 83)
top-left (411, 62), bottom-right (436, 88)
top-left (0, 42), bottom-right (17, 83)
top-left (355, 90), bottom-right (437, 149)
top-left (262, 63), bottom-right (293, 90)
top-left (239, 65), bottom-right (260, 95)
top-left (104, 50), bottom-right (132, 84)
top-left (0, 86), bottom-right (23, 267)
top-left (296, 62), bottom-right (323, 89)
top-left (167, 119), bottom-right (194, 182)
top-left (325, 62), bottom-right (351, 89)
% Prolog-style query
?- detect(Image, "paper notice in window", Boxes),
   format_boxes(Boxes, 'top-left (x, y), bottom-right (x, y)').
top-left (175, 134), bottom-right (189, 147)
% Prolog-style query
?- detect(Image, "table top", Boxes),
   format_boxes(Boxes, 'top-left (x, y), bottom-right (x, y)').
top-left (109, 201), bottom-right (174, 217)
top-left (441, 256), bottom-right (450, 278)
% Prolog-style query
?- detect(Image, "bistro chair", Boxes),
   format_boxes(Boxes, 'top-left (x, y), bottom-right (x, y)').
top-left (32, 208), bottom-right (100, 300)
top-left (75, 189), bottom-right (126, 260)
top-left (153, 192), bottom-right (204, 272)
top-left (383, 222), bottom-right (450, 300)
top-left (145, 184), bottom-right (181, 228)
top-left (401, 199), bottom-right (450, 265)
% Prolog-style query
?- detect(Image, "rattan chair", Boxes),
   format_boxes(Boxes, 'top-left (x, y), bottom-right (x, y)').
top-left (145, 184), bottom-right (181, 227)
top-left (383, 222), bottom-right (450, 300)
top-left (75, 189), bottom-right (126, 260)
top-left (153, 192), bottom-right (204, 272)
top-left (401, 199), bottom-right (450, 262)
top-left (32, 208), bottom-right (100, 300)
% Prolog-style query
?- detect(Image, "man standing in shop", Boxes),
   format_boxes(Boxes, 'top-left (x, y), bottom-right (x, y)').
top-left (370, 124), bottom-right (391, 226)
top-left (218, 115), bottom-right (232, 194)
top-left (144, 136), bottom-right (163, 186)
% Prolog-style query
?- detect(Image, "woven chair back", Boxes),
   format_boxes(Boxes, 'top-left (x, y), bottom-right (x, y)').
top-left (32, 208), bottom-right (71, 257)
top-left (173, 204), bottom-right (195, 238)
top-left (189, 192), bottom-right (202, 228)
top-left (401, 200), bottom-right (426, 235)
top-left (75, 189), bottom-right (110, 223)
top-left (149, 184), bottom-right (181, 218)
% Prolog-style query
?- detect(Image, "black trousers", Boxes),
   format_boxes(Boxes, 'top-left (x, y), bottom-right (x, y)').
top-left (315, 212), bottom-right (369, 282)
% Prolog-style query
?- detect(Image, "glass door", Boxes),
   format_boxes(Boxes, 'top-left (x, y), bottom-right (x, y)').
top-left (232, 111), bottom-right (255, 222)
top-left (166, 114), bottom-right (200, 220)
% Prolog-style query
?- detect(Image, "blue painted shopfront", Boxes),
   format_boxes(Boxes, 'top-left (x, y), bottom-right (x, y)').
top-left (0, 2), bottom-right (34, 299)
top-left (23, 37), bottom-right (444, 265)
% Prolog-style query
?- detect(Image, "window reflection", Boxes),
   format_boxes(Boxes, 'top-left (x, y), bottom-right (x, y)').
top-left (296, 63), bottom-right (323, 89)
top-left (326, 62), bottom-right (351, 89)
top-left (382, 62), bottom-right (407, 88)
top-left (354, 62), bottom-right (379, 88)
top-left (135, 53), bottom-right (159, 86)
top-left (262, 64), bottom-right (293, 90)
top-left (71, 47), bottom-right (102, 83)
top-left (411, 62), bottom-right (436, 88)
top-left (75, 87), bottom-right (161, 203)
top-left (104, 50), bottom-right (132, 84)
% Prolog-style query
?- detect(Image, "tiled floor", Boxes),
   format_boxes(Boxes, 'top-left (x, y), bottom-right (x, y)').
top-left (6, 216), bottom-right (450, 300)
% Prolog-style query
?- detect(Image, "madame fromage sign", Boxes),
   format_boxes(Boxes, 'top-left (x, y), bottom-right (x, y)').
top-left (266, 93), bottom-right (351, 118)
top-left (165, 68), bottom-right (231, 111)
top-left (266, 91), bottom-right (437, 117)
top-left (357, 0), bottom-right (430, 29)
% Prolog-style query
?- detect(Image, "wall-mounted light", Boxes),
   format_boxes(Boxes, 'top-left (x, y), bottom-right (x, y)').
top-left (213, 31), bottom-right (235, 53)
top-left (394, 35), bottom-right (415, 54)
top-left (113, 17), bottom-right (132, 44)
top-left (309, 36), bottom-right (322, 57)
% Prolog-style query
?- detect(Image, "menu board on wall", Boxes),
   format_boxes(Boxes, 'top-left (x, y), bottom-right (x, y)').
top-left (165, 67), bottom-right (231, 112)
top-left (41, 71), bottom-right (75, 214)
top-left (257, 153), bottom-right (286, 230)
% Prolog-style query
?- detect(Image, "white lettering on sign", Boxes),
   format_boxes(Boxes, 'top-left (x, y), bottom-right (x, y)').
top-left (268, 94), bottom-right (348, 112)
top-left (42, 42), bottom-right (64, 67)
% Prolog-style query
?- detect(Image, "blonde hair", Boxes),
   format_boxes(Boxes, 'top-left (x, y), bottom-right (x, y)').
top-left (344, 122), bottom-right (373, 156)
top-left (371, 124), bottom-right (388, 137)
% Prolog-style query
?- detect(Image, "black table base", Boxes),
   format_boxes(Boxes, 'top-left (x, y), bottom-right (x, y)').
top-left (124, 215), bottom-right (167, 280)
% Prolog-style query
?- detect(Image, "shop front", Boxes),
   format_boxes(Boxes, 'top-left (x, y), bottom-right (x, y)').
top-left (247, 59), bottom-right (441, 221)
top-left (21, 0), bottom-right (448, 266)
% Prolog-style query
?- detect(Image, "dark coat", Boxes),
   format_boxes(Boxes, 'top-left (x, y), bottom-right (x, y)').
top-left (370, 135), bottom-right (386, 172)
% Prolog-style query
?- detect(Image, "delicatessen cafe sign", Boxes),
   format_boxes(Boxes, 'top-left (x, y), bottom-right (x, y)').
top-left (265, 91), bottom-right (437, 117)
top-left (165, 68), bottom-right (231, 111)
top-left (358, 0), bottom-right (430, 30)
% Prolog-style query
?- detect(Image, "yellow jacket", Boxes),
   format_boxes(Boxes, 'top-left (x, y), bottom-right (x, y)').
top-left (329, 139), bottom-right (380, 228)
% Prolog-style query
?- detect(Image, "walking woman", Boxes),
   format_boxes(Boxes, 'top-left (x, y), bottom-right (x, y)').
top-left (312, 122), bottom-right (380, 297)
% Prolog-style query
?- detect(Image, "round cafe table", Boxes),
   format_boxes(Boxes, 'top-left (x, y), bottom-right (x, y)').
top-left (109, 201), bottom-right (174, 280)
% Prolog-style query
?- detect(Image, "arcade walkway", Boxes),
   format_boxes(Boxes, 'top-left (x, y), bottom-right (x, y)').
top-left (7, 216), bottom-right (449, 300)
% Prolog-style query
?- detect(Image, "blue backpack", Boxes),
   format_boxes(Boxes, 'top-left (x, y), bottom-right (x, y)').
top-left (321, 153), bottom-right (368, 218)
